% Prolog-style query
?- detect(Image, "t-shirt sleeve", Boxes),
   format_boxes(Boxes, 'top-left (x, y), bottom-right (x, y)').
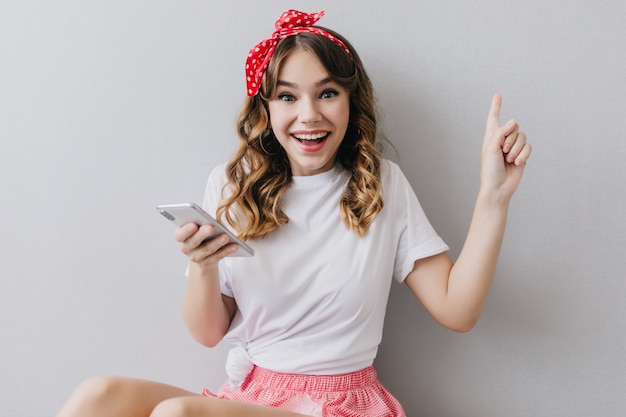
top-left (388, 162), bottom-right (449, 282)
top-left (201, 163), bottom-right (229, 217)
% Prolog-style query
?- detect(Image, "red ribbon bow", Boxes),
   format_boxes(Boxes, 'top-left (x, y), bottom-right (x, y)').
top-left (245, 10), bottom-right (352, 96)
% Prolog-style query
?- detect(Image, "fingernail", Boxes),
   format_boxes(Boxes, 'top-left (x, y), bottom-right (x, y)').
top-left (502, 143), bottom-right (511, 153)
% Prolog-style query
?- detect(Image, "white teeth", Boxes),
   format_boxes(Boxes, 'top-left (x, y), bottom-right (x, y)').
top-left (293, 132), bottom-right (328, 140)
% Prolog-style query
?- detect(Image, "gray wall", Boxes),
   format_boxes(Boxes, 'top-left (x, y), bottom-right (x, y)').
top-left (1, 1), bottom-right (624, 416)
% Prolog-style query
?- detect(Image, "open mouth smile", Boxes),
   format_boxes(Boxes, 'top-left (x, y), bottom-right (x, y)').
top-left (291, 132), bottom-right (330, 144)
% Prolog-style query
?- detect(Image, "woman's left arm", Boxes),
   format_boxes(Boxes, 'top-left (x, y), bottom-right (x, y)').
top-left (405, 94), bottom-right (532, 332)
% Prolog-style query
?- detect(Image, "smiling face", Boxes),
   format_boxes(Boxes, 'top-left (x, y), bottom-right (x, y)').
top-left (268, 49), bottom-right (350, 176)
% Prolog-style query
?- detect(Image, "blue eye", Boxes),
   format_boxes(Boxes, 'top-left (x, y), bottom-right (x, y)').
top-left (277, 93), bottom-right (295, 102)
top-left (320, 90), bottom-right (339, 99)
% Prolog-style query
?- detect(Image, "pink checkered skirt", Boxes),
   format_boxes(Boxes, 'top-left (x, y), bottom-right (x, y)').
top-left (202, 365), bottom-right (406, 417)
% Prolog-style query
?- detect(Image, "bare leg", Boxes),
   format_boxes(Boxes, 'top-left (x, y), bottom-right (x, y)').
top-left (56, 376), bottom-right (312, 417)
top-left (55, 376), bottom-right (199, 417)
top-left (151, 396), bottom-right (313, 417)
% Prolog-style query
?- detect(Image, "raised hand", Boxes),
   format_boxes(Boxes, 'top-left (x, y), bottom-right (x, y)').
top-left (480, 93), bottom-right (532, 202)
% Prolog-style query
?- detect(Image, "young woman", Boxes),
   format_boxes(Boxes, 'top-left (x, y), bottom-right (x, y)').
top-left (56, 9), bottom-right (532, 417)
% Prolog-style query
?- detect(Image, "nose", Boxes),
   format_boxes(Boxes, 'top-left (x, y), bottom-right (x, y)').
top-left (297, 97), bottom-right (322, 123)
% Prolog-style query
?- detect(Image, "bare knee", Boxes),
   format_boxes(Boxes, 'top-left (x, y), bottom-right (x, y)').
top-left (56, 376), bottom-right (135, 417)
top-left (150, 397), bottom-right (201, 417)
top-left (77, 376), bottom-right (131, 402)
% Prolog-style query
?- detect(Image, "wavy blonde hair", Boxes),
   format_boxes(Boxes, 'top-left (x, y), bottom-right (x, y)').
top-left (217, 29), bottom-right (383, 240)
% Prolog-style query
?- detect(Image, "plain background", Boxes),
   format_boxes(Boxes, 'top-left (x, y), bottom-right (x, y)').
top-left (1, 1), bottom-right (625, 416)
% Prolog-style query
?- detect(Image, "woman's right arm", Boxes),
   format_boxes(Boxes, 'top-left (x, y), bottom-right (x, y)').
top-left (175, 223), bottom-right (239, 347)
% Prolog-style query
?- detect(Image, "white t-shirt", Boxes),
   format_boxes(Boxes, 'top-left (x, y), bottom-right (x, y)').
top-left (201, 160), bottom-right (448, 385)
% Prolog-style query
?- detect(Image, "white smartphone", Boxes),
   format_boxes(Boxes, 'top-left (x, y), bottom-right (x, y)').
top-left (156, 202), bottom-right (254, 257)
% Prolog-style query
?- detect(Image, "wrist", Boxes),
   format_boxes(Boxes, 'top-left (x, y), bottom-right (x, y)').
top-left (477, 187), bottom-right (513, 210)
top-left (188, 261), bottom-right (220, 282)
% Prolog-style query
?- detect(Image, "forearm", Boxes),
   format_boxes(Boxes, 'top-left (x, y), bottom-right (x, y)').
top-left (446, 190), bottom-right (511, 327)
top-left (183, 262), bottom-right (234, 347)
top-left (408, 94), bottom-right (531, 332)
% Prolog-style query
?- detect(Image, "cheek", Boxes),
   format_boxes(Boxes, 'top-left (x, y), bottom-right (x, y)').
top-left (335, 98), bottom-right (350, 123)
top-left (335, 106), bottom-right (350, 131)
top-left (268, 104), bottom-right (286, 130)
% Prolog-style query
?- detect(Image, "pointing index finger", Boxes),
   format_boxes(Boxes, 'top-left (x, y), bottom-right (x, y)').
top-left (486, 93), bottom-right (503, 133)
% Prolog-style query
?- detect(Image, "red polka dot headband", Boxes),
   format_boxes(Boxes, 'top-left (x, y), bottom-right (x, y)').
top-left (245, 10), bottom-right (352, 97)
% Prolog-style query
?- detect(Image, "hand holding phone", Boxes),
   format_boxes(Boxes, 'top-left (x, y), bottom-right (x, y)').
top-left (157, 203), bottom-right (254, 257)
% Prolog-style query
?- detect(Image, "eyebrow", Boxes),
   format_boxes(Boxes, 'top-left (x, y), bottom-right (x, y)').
top-left (276, 76), bottom-right (334, 89)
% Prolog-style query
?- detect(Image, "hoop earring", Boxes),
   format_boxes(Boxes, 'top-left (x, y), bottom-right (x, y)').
top-left (259, 133), bottom-right (280, 156)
